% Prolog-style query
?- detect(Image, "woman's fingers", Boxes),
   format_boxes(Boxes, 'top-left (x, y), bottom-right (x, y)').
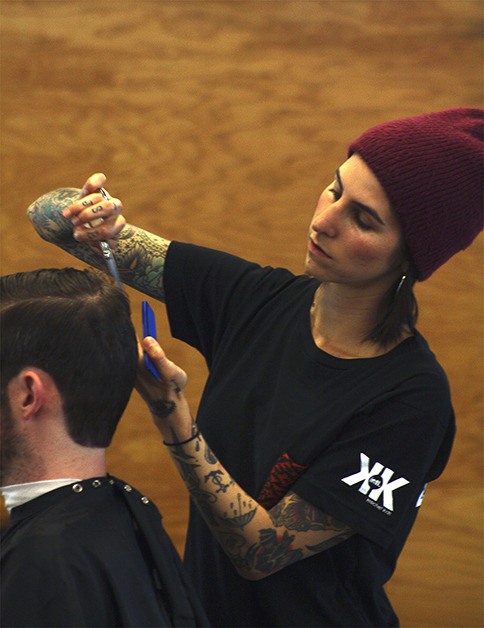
top-left (57, 174), bottom-right (128, 243)
top-left (73, 215), bottom-right (126, 242)
top-left (63, 193), bottom-right (122, 220)
top-left (142, 337), bottom-right (188, 391)
top-left (80, 172), bottom-right (107, 197)
top-left (64, 199), bottom-right (125, 241)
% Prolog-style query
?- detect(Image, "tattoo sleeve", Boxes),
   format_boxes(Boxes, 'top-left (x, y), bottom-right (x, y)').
top-left (27, 188), bottom-right (170, 301)
top-left (164, 434), bottom-right (354, 580)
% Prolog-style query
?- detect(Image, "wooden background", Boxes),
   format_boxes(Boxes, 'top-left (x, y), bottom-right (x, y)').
top-left (1, 1), bottom-right (482, 626)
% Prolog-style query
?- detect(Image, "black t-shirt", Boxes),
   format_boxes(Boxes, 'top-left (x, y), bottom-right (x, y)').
top-left (1, 477), bottom-right (209, 628)
top-left (164, 242), bottom-right (455, 627)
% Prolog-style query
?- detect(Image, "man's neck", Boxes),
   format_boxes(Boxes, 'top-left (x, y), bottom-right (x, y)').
top-left (3, 447), bottom-right (107, 488)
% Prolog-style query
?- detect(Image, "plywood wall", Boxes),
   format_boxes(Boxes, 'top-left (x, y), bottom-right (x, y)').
top-left (1, 2), bottom-right (482, 626)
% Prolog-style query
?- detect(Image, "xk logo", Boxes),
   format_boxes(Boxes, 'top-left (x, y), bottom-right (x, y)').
top-left (341, 453), bottom-right (409, 514)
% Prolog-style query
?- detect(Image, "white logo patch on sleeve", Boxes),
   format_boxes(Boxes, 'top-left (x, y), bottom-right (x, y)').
top-left (341, 452), bottom-right (410, 515)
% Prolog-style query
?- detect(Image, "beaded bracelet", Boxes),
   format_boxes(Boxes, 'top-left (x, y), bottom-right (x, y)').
top-left (163, 430), bottom-right (200, 447)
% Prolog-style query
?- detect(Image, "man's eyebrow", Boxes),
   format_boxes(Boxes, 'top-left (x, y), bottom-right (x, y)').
top-left (335, 168), bottom-right (385, 226)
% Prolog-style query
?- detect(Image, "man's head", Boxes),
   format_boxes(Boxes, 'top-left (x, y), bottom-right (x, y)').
top-left (1, 268), bottom-right (138, 452)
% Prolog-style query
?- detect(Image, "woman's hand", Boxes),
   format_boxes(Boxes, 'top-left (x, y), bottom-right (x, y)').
top-left (136, 336), bottom-right (195, 443)
top-left (61, 172), bottom-right (126, 244)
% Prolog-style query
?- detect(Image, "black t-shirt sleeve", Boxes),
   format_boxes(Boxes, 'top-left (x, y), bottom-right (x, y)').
top-left (164, 241), bottom-right (292, 363)
top-left (293, 377), bottom-right (455, 549)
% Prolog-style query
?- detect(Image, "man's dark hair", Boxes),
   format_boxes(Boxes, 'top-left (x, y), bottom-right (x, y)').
top-left (0, 268), bottom-right (138, 447)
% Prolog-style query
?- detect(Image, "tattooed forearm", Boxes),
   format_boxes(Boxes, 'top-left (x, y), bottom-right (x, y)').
top-left (218, 530), bottom-right (247, 568)
top-left (164, 434), bottom-right (353, 580)
top-left (223, 528), bottom-right (303, 574)
top-left (171, 449), bottom-right (220, 527)
top-left (246, 529), bottom-right (303, 574)
top-left (28, 187), bottom-right (106, 266)
top-left (113, 228), bottom-right (170, 299)
top-left (271, 492), bottom-right (350, 533)
top-left (221, 493), bottom-right (257, 528)
top-left (28, 188), bottom-right (82, 242)
top-left (28, 187), bottom-right (171, 301)
top-left (306, 529), bottom-right (354, 553)
top-left (204, 441), bottom-right (218, 465)
top-left (204, 470), bottom-right (234, 494)
top-left (148, 399), bottom-right (177, 419)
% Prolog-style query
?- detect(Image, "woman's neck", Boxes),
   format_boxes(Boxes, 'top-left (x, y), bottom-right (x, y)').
top-left (310, 282), bottom-right (406, 358)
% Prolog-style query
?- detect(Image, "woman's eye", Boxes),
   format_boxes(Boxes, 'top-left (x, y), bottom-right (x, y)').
top-left (354, 211), bottom-right (372, 231)
top-left (328, 187), bottom-right (341, 200)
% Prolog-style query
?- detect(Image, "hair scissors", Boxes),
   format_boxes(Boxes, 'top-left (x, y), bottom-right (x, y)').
top-left (96, 187), bottom-right (124, 292)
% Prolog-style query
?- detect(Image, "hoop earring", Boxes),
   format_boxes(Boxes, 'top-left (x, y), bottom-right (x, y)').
top-left (395, 274), bottom-right (407, 299)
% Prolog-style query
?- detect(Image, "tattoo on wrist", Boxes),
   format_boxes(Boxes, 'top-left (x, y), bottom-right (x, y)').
top-left (171, 379), bottom-right (182, 394)
top-left (163, 421), bottom-right (201, 447)
top-left (204, 470), bottom-right (233, 494)
top-left (148, 398), bottom-right (176, 418)
top-left (204, 442), bottom-right (217, 465)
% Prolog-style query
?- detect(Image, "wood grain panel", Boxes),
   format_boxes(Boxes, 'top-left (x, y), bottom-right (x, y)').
top-left (1, 2), bottom-right (482, 626)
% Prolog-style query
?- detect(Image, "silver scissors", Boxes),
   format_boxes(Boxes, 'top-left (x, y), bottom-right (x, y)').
top-left (96, 187), bottom-right (124, 292)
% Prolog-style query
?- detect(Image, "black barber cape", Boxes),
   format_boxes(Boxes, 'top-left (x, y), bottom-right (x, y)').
top-left (1, 476), bottom-right (209, 627)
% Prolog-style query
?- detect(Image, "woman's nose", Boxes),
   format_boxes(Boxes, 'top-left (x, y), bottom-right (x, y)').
top-left (311, 200), bottom-right (340, 237)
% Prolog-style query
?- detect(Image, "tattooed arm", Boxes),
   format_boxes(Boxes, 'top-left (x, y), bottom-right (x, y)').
top-left (136, 337), bottom-right (354, 581)
top-left (27, 172), bottom-right (171, 301)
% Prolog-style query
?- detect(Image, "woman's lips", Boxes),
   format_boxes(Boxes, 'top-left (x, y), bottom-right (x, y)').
top-left (309, 238), bottom-right (333, 259)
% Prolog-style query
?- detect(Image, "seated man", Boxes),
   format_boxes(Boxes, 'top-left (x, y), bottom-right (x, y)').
top-left (0, 267), bottom-right (208, 628)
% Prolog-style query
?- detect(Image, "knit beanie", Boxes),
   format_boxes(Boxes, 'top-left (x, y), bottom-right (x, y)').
top-left (348, 108), bottom-right (483, 280)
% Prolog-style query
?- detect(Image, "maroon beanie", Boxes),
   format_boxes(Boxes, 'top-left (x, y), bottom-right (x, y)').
top-left (348, 108), bottom-right (483, 280)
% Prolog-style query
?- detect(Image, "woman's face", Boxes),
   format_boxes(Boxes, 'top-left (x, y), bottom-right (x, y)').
top-left (305, 153), bottom-right (405, 289)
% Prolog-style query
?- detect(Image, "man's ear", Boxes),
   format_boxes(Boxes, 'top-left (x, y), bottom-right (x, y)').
top-left (11, 369), bottom-right (51, 421)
